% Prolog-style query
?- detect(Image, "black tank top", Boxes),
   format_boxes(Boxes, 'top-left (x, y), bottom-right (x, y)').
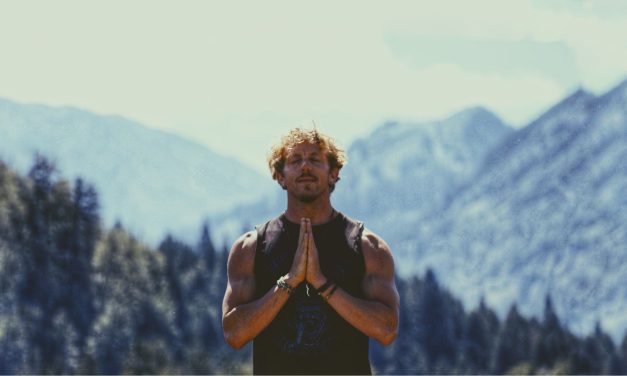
top-left (253, 212), bottom-right (372, 375)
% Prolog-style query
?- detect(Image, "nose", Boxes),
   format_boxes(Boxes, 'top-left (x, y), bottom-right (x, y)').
top-left (299, 159), bottom-right (313, 172)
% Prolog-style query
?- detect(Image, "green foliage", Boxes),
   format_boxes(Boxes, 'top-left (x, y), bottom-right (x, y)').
top-left (0, 156), bottom-right (626, 374)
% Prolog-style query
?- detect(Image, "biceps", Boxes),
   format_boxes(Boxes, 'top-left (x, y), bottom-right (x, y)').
top-left (224, 277), bottom-right (256, 313)
top-left (362, 275), bottom-right (399, 310)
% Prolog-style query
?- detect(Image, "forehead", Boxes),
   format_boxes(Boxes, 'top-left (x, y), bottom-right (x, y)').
top-left (285, 142), bottom-right (323, 156)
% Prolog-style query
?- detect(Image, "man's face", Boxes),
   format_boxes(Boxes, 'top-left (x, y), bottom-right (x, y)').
top-left (278, 142), bottom-right (338, 203)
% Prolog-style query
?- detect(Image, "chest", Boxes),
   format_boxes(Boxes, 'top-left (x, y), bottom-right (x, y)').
top-left (255, 224), bottom-right (365, 294)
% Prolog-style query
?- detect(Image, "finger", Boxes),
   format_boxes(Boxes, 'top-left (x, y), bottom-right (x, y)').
top-left (298, 217), bottom-right (306, 248)
top-left (306, 219), bottom-right (313, 254)
top-left (305, 226), bottom-right (310, 254)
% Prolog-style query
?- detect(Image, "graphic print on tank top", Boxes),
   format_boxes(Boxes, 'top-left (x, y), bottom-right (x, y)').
top-left (273, 292), bottom-right (333, 355)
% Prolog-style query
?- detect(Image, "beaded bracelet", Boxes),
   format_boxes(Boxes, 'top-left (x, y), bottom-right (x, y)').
top-left (276, 275), bottom-right (294, 295)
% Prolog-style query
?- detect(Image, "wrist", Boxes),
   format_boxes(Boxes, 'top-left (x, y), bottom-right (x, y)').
top-left (276, 275), bottom-right (295, 295)
top-left (284, 273), bottom-right (304, 288)
top-left (312, 275), bottom-right (327, 290)
top-left (322, 284), bottom-right (339, 301)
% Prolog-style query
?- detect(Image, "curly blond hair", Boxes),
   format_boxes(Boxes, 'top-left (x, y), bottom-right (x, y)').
top-left (267, 128), bottom-right (347, 181)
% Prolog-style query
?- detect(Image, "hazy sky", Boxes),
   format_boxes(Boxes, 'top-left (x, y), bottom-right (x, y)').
top-left (1, 0), bottom-right (626, 173)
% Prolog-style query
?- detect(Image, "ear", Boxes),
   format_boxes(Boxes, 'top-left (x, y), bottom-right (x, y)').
top-left (329, 167), bottom-right (339, 183)
top-left (276, 172), bottom-right (287, 190)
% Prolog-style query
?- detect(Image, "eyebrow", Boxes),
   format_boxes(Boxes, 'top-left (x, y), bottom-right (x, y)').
top-left (288, 151), bottom-right (322, 158)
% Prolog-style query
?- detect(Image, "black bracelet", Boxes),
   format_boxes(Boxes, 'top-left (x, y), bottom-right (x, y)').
top-left (315, 280), bottom-right (333, 295)
top-left (324, 284), bottom-right (339, 301)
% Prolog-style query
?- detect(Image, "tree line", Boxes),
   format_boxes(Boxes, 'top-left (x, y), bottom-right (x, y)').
top-left (0, 156), bottom-right (626, 374)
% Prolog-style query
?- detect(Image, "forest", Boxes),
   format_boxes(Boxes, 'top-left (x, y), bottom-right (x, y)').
top-left (1, 156), bottom-right (626, 374)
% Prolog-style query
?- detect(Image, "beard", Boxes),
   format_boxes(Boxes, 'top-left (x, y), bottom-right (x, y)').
top-left (286, 176), bottom-right (335, 202)
top-left (296, 193), bottom-right (318, 203)
top-left (291, 182), bottom-right (324, 203)
top-left (293, 188), bottom-right (320, 203)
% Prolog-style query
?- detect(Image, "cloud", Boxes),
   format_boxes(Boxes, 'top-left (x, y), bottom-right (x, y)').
top-left (384, 36), bottom-right (578, 87)
top-left (0, 0), bottom-right (625, 171)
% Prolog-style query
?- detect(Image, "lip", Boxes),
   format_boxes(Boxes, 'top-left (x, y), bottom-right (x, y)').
top-left (296, 178), bottom-right (317, 182)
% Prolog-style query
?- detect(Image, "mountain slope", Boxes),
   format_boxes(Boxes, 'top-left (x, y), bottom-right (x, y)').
top-left (332, 106), bottom-right (513, 247)
top-left (0, 98), bottom-right (274, 245)
top-left (403, 80), bottom-right (627, 339)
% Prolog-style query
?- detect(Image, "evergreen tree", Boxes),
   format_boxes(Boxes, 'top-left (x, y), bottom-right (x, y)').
top-left (619, 332), bottom-right (627, 374)
top-left (22, 155), bottom-right (68, 373)
top-left (4, 156), bottom-right (627, 374)
top-left (532, 294), bottom-right (573, 369)
top-left (416, 269), bottom-right (457, 372)
top-left (580, 322), bottom-right (618, 374)
top-left (89, 227), bottom-right (173, 374)
top-left (198, 220), bottom-right (216, 271)
top-left (158, 235), bottom-right (198, 361)
top-left (374, 275), bottom-right (426, 374)
top-left (460, 298), bottom-right (500, 373)
top-left (492, 304), bottom-right (532, 373)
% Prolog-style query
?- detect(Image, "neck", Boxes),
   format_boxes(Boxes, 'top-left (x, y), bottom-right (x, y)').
top-left (284, 196), bottom-right (335, 225)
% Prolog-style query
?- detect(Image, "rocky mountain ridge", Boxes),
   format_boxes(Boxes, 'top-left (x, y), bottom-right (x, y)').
top-left (0, 98), bottom-right (274, 245)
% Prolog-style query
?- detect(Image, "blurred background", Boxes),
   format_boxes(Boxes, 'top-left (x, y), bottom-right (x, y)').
top-left (1, 1), bottom-right (627, 374)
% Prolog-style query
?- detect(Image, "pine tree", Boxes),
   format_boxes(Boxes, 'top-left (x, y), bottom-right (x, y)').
top-left (532, 294), bottom-right (573, 369)
top-left (461, 298), bottom-right (500, 373)
top-left (492, 304), bottom-right (532, 373)
top-left (619, 332), bottom-right (627, 374)
top-left (198, 220), bottom-right (216, 271)
top-left (158, 235), bottom-right (197, 361)
top-left (416, 269), bottom-right (457, 372)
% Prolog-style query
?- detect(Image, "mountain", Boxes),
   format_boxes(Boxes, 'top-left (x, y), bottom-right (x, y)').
top-left (210, 107), bottom-right (513, 244)
top-left (333, 106), bottom-right (513, 248)
top-left (402, 79), bottom-right (627, 340)
top-left (0, 98), bottom-right (274, 245)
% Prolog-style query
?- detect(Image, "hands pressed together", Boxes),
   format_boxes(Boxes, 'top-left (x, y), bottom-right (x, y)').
top-left (285, 218), bottom-right (327, 292)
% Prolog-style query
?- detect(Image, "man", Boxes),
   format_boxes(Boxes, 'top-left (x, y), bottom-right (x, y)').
top-left (222, 128), bottom-right (399, 375)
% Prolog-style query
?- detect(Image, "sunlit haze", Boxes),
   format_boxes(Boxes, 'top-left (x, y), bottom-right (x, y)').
top-left (1, 0), bottom-right (626, 173)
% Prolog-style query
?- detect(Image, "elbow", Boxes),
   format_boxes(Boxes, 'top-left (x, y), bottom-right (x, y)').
top-left (222, 317), bottom-right (249, 350)
top-left (224, 330), bottom-right (248, 350)
top-left (378, 326), bottom-right (398, 346)
top-left (376, 314), bottom-right (399, 346)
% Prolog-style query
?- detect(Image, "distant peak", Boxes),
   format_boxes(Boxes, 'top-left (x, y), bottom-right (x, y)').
top-left (547, 87), bottom-right (596, 113)
top-left (367, 120), bottom-right (397, 137)
top-left (460, 106), bottom-right (493, 116)
top-left (447, 106), bottom-right (497, 121)
top-left (444, 105), bottom-right (507, 130)
top-left (382, 120), bottom-right (399, 129)
top-left (569, 87), bottom-right (594, 101)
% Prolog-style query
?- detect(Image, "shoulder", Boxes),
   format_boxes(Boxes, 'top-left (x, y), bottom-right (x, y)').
top-left (361, 229), bottom-right (391, 256)
top-left (360, 229), bottom-right (395, 275)
top-left (233, 230), bottom-right (258, 252)
top-left (228, 231), bottom-right (258, 269)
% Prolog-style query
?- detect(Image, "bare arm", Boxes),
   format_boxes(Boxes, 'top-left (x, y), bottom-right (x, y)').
top-left (222, 222), bottom-right (308, 349)
top-left (312, 229), bottom-right (400, 345)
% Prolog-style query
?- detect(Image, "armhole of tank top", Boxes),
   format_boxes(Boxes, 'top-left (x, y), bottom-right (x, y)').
top-left (254, 216), bottom-right (283, 256)
top-left (354, 221), bottom-right (365, 257)
top-left (344, 215), bottom-right (365, 256)
top-left (254, 222), bottom-right (268, 256)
